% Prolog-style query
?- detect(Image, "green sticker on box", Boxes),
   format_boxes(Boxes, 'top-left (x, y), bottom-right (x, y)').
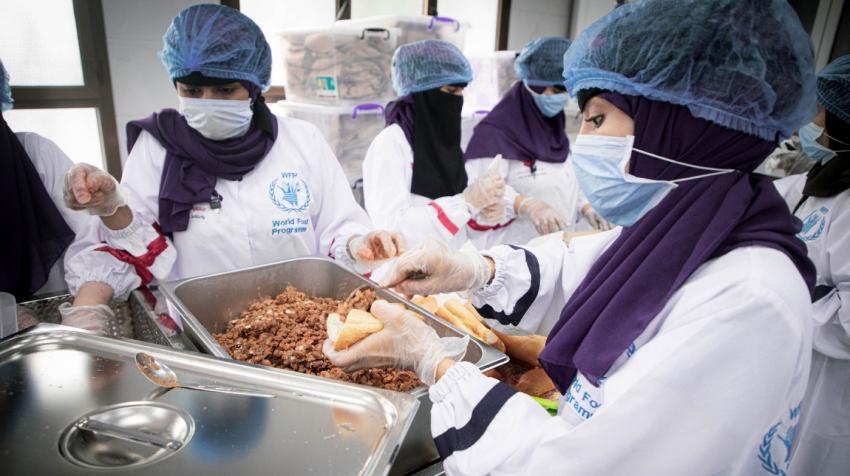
top-left (315, 76), bottom-right (338, 98)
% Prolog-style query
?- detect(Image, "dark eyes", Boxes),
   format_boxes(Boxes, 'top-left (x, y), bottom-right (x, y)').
top-left (584, 114), bottom-right (604, 127)
top-left (217, 87), bottom-right (236, 94)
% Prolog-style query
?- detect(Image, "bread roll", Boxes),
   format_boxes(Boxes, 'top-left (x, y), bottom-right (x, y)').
top-left (515, 368), bottom-right (556, 397)
top-left (492, 330), bottom-right (547, 368)
top-left (327, 309), bottom-right (384, 351)
top-left (411, 295), bottom-right (438, 313)
top-left (444, 299), bottom-right (506, 352)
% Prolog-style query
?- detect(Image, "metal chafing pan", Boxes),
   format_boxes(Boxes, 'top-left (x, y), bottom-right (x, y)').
top-left (2, 325), bottom-right (418, 475)
top-left (160, 257), bottom-right (509, 474)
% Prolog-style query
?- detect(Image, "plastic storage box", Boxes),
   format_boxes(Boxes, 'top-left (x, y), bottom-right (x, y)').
top-left (336, 15), bottom-right (468, 51)
top-left (278, 26), bottom-right (400, 105)
top-left (272, 101), bottom-right (387, 200)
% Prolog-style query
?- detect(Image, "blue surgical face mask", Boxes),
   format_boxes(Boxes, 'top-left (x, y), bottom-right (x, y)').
top-left (571, 134), bottom-right (735, 227)
top-left (799, 122), bottom-right (850, 164)
top-left (525, 82), bottom-right (568, 117)
top-left (178, 96), bottom-right (253, 140)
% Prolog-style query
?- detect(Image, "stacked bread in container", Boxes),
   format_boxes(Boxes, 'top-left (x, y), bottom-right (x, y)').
top-left (274, 16), bottom-right (469, 205)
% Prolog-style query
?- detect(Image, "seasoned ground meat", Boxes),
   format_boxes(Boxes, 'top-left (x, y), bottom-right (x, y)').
top-left (213, 286), bottom-right (421, 392)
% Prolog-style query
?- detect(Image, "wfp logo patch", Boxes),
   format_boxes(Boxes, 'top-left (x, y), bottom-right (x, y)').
top-left (797, 206), bottom-right (828, 242)
top-left (269, 172), bottom-right (311, 213)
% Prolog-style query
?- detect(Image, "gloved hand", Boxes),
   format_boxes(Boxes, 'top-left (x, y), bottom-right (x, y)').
top-left (581, 204), bottom-right (613, 231)
top-left (58, 302), bottom-right (116, 336)
top-left (64, 163), bottom-right (128, 216)
top-left (517, 197), bottom-right (566, 235)
top-left (478, 201), bottom-right (508, 223)
top-left (348, 231), bottom-right (406, 264)
top-left (323, 300), bottom-right (468, 385)
top-left (463, 172), bottom-right (505, 214)
top-left (383, 239), bottom-right (493, 296)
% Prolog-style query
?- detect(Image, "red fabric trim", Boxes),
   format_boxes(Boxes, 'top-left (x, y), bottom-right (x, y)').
top-left (467, 218), bottom-right (516, 232)
top-left (96, 224), bottom-right (169, 287)
top-left (139, 286), bottom-right (180, 334)
top-left (428, 202), bottom-right (460, 235)
top-left (363, 272), bottom-right (372, 279)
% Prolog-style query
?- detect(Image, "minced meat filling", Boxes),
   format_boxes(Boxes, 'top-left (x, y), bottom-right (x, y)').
top-left (213, 286), bottom-right (421, 392)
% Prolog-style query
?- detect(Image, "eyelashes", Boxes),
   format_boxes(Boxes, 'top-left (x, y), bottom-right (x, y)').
top-left (584, 114), bottom-right (604, 127)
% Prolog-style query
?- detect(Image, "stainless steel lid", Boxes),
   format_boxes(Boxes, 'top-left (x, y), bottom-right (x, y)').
top-left (2, 325), bottom-right (418, 475)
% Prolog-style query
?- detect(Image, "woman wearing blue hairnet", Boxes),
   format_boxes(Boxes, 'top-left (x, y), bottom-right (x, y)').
top-left (362, 40), bottom-right (515, 252)
top-left (63, 5), bottom-right (402, 312)
top-left (0, 59), bottom-right (138, 336)
top-left (464, 37), bottom-right (606, 255)
top-left (325, 1), bottom-right (819, 474)
top-left (774, 55), bottom-right (850, 475)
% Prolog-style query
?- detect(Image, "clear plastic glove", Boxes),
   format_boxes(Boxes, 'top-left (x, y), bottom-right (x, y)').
top-left (323, 300), bottom-right (468, 385)
top-left (58, 303), bottom-right (117, 336)
top-left (382, 238), bottom-right (493, 296)
top-left (518, 197), bottom-right (566, 235)
top-left (348, 231), bottom-right (406, 265)
top-left (463, 172), bottom-right (505, 214)
top-left (478, 201), bottom-right (508, 223)
top-left (64, 163), bottom-right (128, 216)
top-left (581, 204), bottom-right (613, 231)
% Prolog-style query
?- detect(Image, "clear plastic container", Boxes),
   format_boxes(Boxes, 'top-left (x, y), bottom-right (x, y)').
top-left (0, 292), bottom-right (18, 339)
top-left (336, 15), bottom-right (468, 50)
top-left (278, 26), bottom-right (400, 105)
top-left (464, 50), bottom-right (518, 113)
top-left (271, 101), bottom-right (387, 198)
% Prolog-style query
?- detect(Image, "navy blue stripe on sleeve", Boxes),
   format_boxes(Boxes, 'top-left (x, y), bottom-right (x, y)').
top-left (433, 382), bottom-right (518, 459)
top-left (476, 245), bottom-right (541, 326)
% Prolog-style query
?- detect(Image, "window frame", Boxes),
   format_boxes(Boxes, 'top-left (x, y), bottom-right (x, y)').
top-left (8, 0), bottom-right (121, 177)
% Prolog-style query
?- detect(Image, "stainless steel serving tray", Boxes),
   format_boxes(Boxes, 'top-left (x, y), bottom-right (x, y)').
top-left (2, 325), bottom-right (418, 475)
top-left (160, 257), bottom-right (509, 474)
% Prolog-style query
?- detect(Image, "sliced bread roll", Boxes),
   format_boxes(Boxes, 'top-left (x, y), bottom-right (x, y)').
top-left (515, 367), bottom-right (556, 397)
top-left (444, 299), bottom-right (506, 352)
top-left (491, 330), bottom-right (547, 368)
top-left (411, 295), bottom-right (438, 314)
top-left (327, 309), bottom-right (384, 351)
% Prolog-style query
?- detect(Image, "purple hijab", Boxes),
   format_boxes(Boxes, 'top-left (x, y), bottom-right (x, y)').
top-left (385, 94), bottom-right (415, 146)
top-left (126, 82), bottom-right (278, 234)
top-left (465, 82), bottom-right (569, 163)
top-left (538, 93), bottom-right (816, 393)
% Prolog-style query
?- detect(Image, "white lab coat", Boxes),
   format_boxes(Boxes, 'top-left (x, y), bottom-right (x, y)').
top-left (16, 132), bottom-right (138, 299)
top-left (362, 124), bottom-right (519, 251)
top-left (465, 157), bottom-right (582, 245)
top-left (431, 230), bottom-right (812, 475)
top-left (97, 115), bottom-right (373, 284)
top-left (775, 174), bottom-right (850, 475)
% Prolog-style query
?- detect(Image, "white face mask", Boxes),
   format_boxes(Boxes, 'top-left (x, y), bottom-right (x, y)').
top-left (178, 96), bottom-right (253, 140)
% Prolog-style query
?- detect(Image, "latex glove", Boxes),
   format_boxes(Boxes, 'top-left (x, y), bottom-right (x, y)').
top-left (478, 201), bottom-right (507, 223)
top-left (58, 302), bottom-right (116, 336)
top-left (64, 163), bottom-right (128, 216)
top-left (517, 197), bottom-right (566, 235)
top-left (323, 300), bottom-right (468, 385)
top-left (383, 238), bottom-right (493, 296)
top-left (463, 172), bottom-right (505, 214)
top-left (581, 204), bottom-right (613, 231)
top-left (348, 231), bottom-right (406, 265)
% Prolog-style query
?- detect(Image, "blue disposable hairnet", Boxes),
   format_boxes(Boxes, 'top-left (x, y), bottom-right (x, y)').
top-left (515, 37), bottom-right (571, 87)
top-left (563, 0), bottom-right (816, 141)
top-left (391, 40), bottom-right (473, 96)
top-left (160, 4), bottom-right (271, 90)
top-left (817, 55), bottom-right (850, 125)
top-left (0, 59), bottom-right (12, 112)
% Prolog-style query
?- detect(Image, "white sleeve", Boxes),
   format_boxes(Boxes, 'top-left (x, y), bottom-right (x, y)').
top-left (472, 230), bottom-right (619, 329)
top-left (821, 202), bottom-right (850, 350)
top-left (304, 125), bottom-right (373, 270)
top-left (773, 174), bottom-right (806, 211)
top-left (432, 286), bottom-right (807, 475)
top-left (17, 132), bottom-right (141, 299)
top-left (99, 131), bottom-right (177, 281)
top-left (363, 126), bottom-right (471, 243)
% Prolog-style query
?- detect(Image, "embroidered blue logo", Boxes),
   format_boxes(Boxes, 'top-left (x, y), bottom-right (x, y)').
top-left (269, 172), bottom-right (311, 213)
top-left (757, 404), bottom-right (801, 476)
top-left (797, 207), bottom-right (828, 242)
